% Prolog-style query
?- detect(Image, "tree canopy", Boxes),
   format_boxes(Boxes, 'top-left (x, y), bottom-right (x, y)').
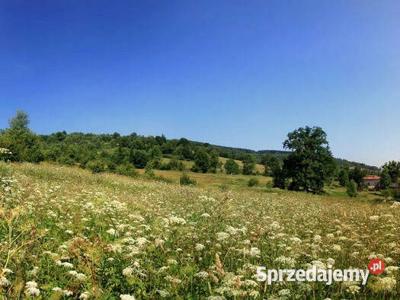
top-left (279, 126), bottom-right (336, 193)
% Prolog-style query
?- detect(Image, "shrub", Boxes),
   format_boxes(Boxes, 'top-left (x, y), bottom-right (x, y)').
top-left (338, 168), bottom-right (349, 187)
top-left (161, 158), bottom-right (185, 171)
top-left (379, 169), bottom-right (391, 190)
top-left (208, 150), bottom-right (220, 173)
top-left (145, 162), bottom-right (155, 178)
top-left (381, 189), bottom-right (394, 200)
top-left (242, 155), bottom-right (255, 175)
top-left (180, 173), bottom-right (196, 186)
top-left (86, 160), bottom-right (107, 173)
top-left (248, 178), bottom-right (259, 187)
top-left (129, 149), bottom-right (149, 168)
top-left (349, 166), bottom-right (367, 190)
top-left (224, 159), bottom-right (240, 175)
top-left (346, 180), bottom-right (357, 197)
top-left (191, 149), bottom-right (210, 173)
top-left (115, 163), bottom-right (137, 177)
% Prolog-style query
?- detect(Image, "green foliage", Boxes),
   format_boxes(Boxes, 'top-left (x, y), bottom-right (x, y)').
top-left (379, 168), bottom-right (391, 190)
top-left (266, 156), bottom-right (286, 188)
top-left (9, 110), bottom-right (29, 131)
top-left (208, 150), bottom-right (220, 173)
top-left (382, 161), bottom-right (400, 183)
top-left (144, 162), bottom-right (155, 178)
top-left (224, 159), bottom-right (240, 175)
top-left (86, 159), bottom-right (107, 173)
top-left (338, 167), bottom-right (350, 187)
top-left (272, 167), bottom-right (286, 189)
top-left (174, 138), bottom-right (194, 160)
top-left (349, 166), bottom-right (367, 190)
top-left (381, 189), bottom-right (394, 199)
top-left (191, 149), bottom-right (210, 173)
top-left (346, 180), bottom-right (358, 197)
top-left (281, 126), bottom-right (336, 193)
top-left (0, 111), bottom-right (44, 163)
top-left (247, 178), bottom-right (259, 187)
top-left (149, 145), bottom-right (162, 160)
top-left (160, 158), bottom-right (185, 171)
top-left (179, 173), bottom-right (196, 186)
top-left (129, 149), bottom-right (149, 168)
top-left (262, 155), bottom-right (280, 176)
top-left (242, 154), bottom-right (255, 175)
top-left (115, 163), bottom-right (137, 177)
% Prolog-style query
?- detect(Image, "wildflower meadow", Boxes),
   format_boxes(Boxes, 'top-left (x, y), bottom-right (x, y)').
top-left (0, 162), bottom-right (399, 299)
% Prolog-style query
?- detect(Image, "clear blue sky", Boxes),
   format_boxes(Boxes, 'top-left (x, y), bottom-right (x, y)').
top-left (1, 1), bottom-right (399, 166)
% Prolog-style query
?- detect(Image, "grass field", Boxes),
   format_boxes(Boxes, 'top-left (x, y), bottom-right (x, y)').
top-left (136, 168), bottom-right (271, 189)
top-left (0, 162), bottom-right (399, 299)
top-left (160, 157), bottom-right (266, 175)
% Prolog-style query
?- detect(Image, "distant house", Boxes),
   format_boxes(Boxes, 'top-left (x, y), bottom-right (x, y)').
top-left (363, 175), bottom-right (380, 190)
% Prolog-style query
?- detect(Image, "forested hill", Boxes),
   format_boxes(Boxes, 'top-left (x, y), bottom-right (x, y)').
top-left (0, 110), bottom-right (378, 173)
top-left (35, 132), bottom-right (378, 172)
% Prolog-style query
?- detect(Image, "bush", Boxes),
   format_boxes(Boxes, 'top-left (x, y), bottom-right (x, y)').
top-left (224, 158), bottom-right (240, 175)
top-left (346, 180), bottom-right (357, 197)
top-left (115, 163), bottom-right (137, 177)
top-left (338, 168), bottom-right (349, 187)
top-left (379, 169), bottom-right (391, 190)
top-left (248, 178), bottom-right (259, 187)
top-left (180, 173), bottom-right (196, 186)
top-left (242, 155), bottom-right (255, 175)
top-left (144, 162), bottom-right (155, 178)
top-left (129, 149), bottom-right (149, 168)
top-left (191, 149), bottom-right (210, 173)
top-left (86, 160), bottom-right (107, 173)
top-left (161, 158), bottom-right (185, 171)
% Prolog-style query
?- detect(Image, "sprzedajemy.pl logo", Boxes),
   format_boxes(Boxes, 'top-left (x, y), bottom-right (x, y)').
top-left (256, 258), bottom-right (385, 285)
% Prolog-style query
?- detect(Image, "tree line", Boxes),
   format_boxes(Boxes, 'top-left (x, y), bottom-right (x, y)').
top-left (1, 111), bottom-right (396, 197)
top-left (0, 111), bottom-right (263, 176)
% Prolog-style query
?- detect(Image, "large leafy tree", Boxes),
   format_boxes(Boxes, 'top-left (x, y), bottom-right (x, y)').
top-left (0, 111), bottom-right (43, 162)
top-left (282, 126), bottom-right (336, 193)
top-left (382, 161), bottom-right (400, 184)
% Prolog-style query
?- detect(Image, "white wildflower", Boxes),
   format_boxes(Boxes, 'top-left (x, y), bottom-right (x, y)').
top-left (25, 281), bottom-right (40, 297)
top-left (216, 232), bottom-right (230, 241)
top-left (122, 267), bottom-right (134, 277)
top-left (249, 247), bottom-right (261, 257)
top-left (195, 243), bottom-right (205, 251)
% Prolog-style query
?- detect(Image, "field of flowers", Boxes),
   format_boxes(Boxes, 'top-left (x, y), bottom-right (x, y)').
top-left (0, 162), bottom-right (399, 299)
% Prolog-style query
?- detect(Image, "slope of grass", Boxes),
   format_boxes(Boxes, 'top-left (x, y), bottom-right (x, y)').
top-left (0, 162), bottom-right (399, 299)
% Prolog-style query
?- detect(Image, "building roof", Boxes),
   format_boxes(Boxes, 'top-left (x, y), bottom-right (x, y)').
top-left (363, 175), bottom-right (380, 180)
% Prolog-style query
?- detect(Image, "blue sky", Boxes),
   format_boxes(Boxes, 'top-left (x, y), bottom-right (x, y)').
top-left (1, 0), bottom-right (399, 166)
